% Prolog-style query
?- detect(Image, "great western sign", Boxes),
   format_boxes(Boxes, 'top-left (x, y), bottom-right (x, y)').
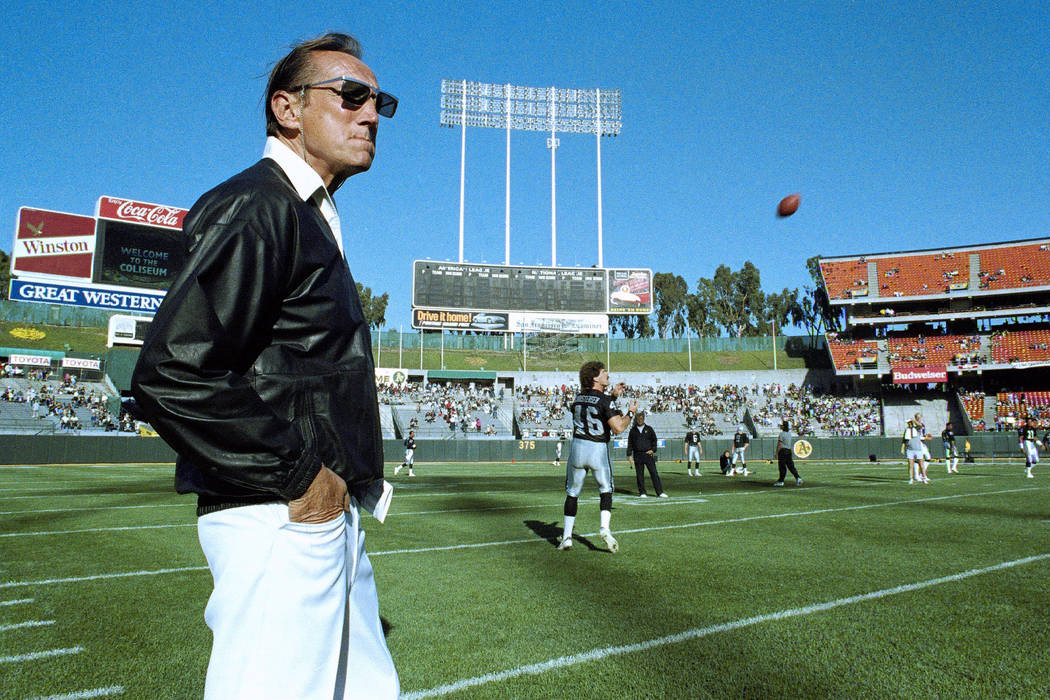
top-left (10, 279), bottom-right (165, 313)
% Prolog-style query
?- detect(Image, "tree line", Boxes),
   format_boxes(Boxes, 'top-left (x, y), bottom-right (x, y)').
top-left (611, 255), bottom-right (842, 340)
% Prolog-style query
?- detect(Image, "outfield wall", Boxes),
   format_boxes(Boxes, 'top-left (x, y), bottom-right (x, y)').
top-left (0, 433), bottom-right (1030, 466)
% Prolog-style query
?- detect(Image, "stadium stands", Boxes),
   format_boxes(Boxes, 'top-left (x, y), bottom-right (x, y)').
top-left (989, 329), bottom-right (1050, 364)
top-left (826, 337), bottom-right (879, 370)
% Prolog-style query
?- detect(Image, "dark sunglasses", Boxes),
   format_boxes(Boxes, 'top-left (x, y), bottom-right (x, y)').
top-left (294, 76), bottom-right (398, 118)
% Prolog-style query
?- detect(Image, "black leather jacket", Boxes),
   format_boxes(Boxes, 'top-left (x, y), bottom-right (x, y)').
top-left (131, 159), bottom-right (383, 515)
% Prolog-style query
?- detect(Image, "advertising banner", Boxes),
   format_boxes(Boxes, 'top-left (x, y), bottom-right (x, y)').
top-left (8, 354), bottom-right (52, 366)
top-left (508, 312), bottom-right (608, 335)
top-left (96, 196), bottom-right (187, 230)
top-left (12, 208), bottom-right (96, 280)
top-left (607, 268), bottom-right (652, 314)
top-left (412, 309), bottom-right (510, 331)
top-left (62, 357), bottom-right (102, 370)
top-left (10, 278), bottom-right (165, 313)
top-left (892, 367), bottom-right (948, 384)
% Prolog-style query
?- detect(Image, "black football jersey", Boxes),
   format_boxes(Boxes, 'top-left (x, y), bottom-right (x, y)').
top-left (941, 428), bottom-right (954, 444)
top-left (571, 389), bottom-right (619, 443)
top-left (685, 431), bottom-right (701, 446)
top-left (1020, 426), bottom-right (1038, 443)
top-left (733, 431), bottom-right (750, 448)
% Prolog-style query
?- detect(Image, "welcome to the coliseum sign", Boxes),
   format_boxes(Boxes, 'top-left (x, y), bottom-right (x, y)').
top-left (9, 196), bottom-right (188, 311)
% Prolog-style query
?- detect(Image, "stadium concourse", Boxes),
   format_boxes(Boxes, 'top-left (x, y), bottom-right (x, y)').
top-left (820, 235), bottom-right (1050, 437)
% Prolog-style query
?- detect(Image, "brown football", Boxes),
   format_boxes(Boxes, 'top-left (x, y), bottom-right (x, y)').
top-left (778, 193), bottom-right (801, 217)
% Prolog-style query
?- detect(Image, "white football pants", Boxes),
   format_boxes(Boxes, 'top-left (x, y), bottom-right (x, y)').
top-left (197, 501), bottom-right (398, 700)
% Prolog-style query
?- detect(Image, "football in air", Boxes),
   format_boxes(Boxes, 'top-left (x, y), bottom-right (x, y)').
top-left (777, 193), bottom-right (801, 217)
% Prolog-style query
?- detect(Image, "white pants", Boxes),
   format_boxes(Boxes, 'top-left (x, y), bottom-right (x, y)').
top-left (1023, 442), bottom-right (1039, 464)
top-left (198, 502), bottom-right (398, 700)
top-left (404, 448), bottom-right (414, 465)
top-left (732, 447), bottom-right (747, 464)
top-left (687, 445), bottom-right (701, 462)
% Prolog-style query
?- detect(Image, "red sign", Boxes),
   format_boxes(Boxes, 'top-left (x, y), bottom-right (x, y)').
top-left (893, 367), bottom-right (948, 384)
top-left (96, 196), bottom-right (187, 230)
top-left (13, 208), bottom-right (96, 279)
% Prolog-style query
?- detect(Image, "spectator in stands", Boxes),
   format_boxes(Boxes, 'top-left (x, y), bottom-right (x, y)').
top-left (627, 411), bottom-right (666, 498)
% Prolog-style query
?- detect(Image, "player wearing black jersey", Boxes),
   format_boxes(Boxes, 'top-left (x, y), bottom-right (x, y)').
top-left (394, 430), bottom-right (417, 477)
top-left (684, 429), bottom-right (703, 476)
top-left (1019, 418), bottom-right (1041, 479)
top-left (730, 426), bottom-right (750, 475)
top-left (941, 423), bottom-right (958, 474)
top-left (557, 360), bottom-right (636, 553)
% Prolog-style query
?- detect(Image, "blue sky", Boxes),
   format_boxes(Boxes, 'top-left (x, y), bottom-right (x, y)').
top-left (3, 1), bottom-right (1049, 332)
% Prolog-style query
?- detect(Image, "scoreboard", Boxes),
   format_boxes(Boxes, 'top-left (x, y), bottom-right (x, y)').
top-left (412, 261), bottom-right (652, 316)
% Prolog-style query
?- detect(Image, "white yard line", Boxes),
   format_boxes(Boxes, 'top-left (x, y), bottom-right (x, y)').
top-left (0, 504), bottom-right (184, 516)
top-left (402, 552), bottom-right (1050, 699)
top-left (0, 598), bottom-right (34, 606)
top-left (0, 620), bottom-right (54, 632)
top-left (0, 647), bottom-right (83, 664)
top-left (0, 492), bottom-right (170, 502)
top-left (0, 487), bottom-right (1038, 587)
top-left (25, 686), bottom-right (124, 700)
top-left (0, 567), bottom-right (208, 590)
top-left (0, 524), bottom-right (195, 539)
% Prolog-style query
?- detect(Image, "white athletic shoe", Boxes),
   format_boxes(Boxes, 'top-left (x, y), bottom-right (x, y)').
top-left (557, 537), bottom-right (573, 550)
top-left (1026, 469), bottom-right (1034, 479)
top-left (599, 528), bottom-right (619, 553)
top-left (658, 493), bottom-right (668, 498)
top-left (795, 478), bottom-right (803, 486)
top-left (773, 481), bottom-right (784, 487)
top-left (639, 493), bottom-right (647, 498)
top-left (393, 464), bottom-right (402, 475)
top-left (743, 469), bottom-right (750, 476)
top-left (408, 470), bottom-right (415, 477)
top-left (688, 470), bottom-right (694, 476)
top-left (908, 479), bottom-right (915, 484)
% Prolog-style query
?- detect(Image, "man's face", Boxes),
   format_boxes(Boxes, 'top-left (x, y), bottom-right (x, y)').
top-left (635, 413), bottom-right (645, 426)
top-left (298, 51), bottom-right (381, 188)
top-left (594, 368), bottom-right (609, 390)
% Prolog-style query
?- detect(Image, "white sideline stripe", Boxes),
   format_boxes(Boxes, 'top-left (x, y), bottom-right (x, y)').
top-left (373, 486), bottom-right (1037, 556)
top-left (402, 552), bottom-right (1050, 699)
top-left (2, 487), bottom-right (1038, 585)
top-left (0, 503), bottom-right (183, 515)
top-left (0, 598), bottom-right (34, 607)
top-left (0, 492), bottom-right (168, 501)
top-left (0, 620), bottom-right (54, 632)
top-left (0, 524), bottom-right (195, 539)
top-left (0, 646), bottom-right (83, 663)
top-left (0, 567), bottom-right (208, 590)
top-left (25, 685), bottom-right (124, 699)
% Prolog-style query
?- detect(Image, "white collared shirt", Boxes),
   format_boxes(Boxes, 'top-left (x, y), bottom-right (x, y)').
top-left (262, 136), bottom-right (343, 256)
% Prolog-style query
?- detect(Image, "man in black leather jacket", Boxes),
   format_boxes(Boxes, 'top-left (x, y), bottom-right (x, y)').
top-left (131, 32), bottom-right (399, 699)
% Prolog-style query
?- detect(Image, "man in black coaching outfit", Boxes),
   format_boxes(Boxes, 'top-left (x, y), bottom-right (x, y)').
top-left (627, 411), bottom-right (667, 498)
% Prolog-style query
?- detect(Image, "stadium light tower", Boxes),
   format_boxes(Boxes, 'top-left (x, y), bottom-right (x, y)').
top-left (440, 80), bottom-right (622, 266)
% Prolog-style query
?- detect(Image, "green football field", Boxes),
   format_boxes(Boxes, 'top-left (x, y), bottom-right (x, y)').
top-left (1, 457), bottom-right (1047, 699)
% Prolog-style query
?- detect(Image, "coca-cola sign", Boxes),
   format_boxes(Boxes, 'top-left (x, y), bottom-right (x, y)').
top-left (97, 196), bottom-right (187, 230)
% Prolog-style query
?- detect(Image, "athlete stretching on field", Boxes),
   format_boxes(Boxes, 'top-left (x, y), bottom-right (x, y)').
top-left (558, 361), bottom-right (636, 553)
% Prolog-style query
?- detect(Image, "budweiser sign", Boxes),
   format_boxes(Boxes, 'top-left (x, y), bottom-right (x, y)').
top-left (97, 196), bottom-right (187, 230)
top-left (893, 366), bottom-right (948, 384)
